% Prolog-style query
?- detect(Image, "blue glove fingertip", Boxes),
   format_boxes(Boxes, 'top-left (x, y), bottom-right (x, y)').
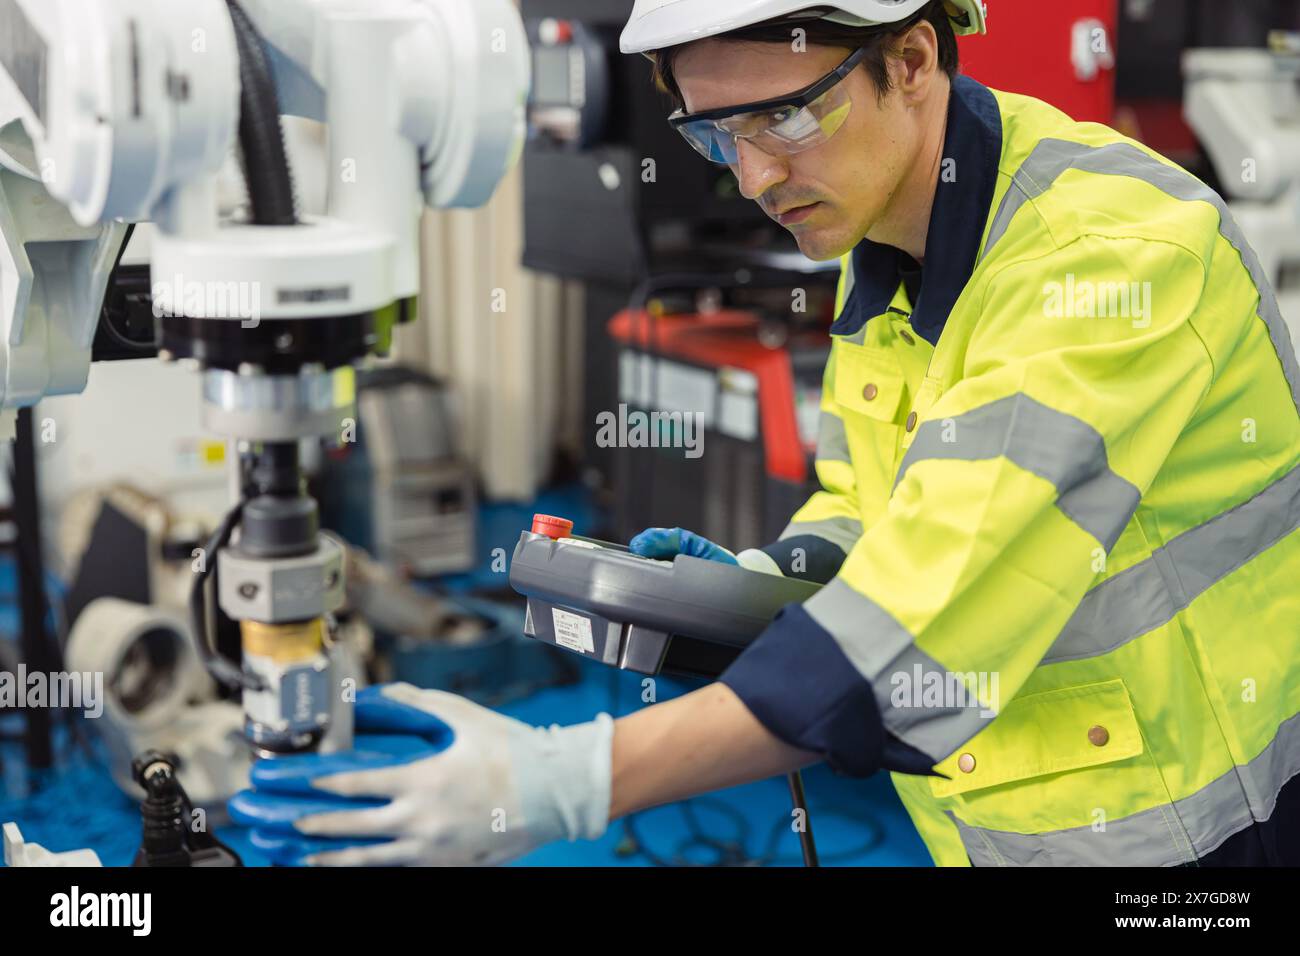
top-left (229, 789), bottom-right (389, 833)
top-left (354, 687), bottom-right (455, 746)
top-left (250, 829), bottom-right (393, 867)
top-left (628, 527), bottom-right (678, 558)
top-left (629, 527), bottom-right (737, 564)
top-left (677, 529), bottom-right (738, 564)
top-left (247, 741), bottom-right (430, 795)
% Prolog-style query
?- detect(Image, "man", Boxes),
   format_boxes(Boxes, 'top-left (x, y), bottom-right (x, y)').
top-left (231, 0), bottom-right (1300, 866)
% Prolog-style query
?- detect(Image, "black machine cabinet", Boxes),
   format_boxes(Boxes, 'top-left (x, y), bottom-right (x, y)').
top-left (522, 0), bottom-right (838, 497)
top-left (522, 0), bottom-right (776, 285)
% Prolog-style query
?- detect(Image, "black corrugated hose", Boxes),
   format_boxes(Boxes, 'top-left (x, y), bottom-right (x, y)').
top-left (225, 0), bottom-right (298, 226)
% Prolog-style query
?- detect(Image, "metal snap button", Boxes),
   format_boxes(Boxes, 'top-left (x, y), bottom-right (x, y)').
top-left (862, 383), bottom-right (878, 401)
top-left (1088, 725), bottom-right (1110, 747)
top-left (957, 753), bottom-right (976, 773)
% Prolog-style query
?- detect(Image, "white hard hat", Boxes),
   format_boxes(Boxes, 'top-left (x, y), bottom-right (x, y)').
top-left (620, 0), bottom-right (987, 55)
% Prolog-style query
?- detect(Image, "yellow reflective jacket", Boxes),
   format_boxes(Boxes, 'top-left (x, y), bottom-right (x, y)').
top-left (719, 74), bottom-right (1300, 866)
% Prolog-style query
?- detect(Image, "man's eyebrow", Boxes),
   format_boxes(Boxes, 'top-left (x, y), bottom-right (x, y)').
top-left (678, 50), bottom-right (856, 117)
top-left (682, 83), bottom-right (807, 117)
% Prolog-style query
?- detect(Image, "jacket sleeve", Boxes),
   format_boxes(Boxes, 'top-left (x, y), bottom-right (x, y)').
top-left (723, 235), bottom-right (1216, 775)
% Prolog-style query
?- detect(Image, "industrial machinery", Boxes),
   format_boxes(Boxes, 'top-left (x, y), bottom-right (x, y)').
top-left (317, 366), bottom-right (477, 577)
top-left (3, 823), bottom-right (102, 866)
top-left (607, 298), bottom-right (833, 548)
top-left (521, 0), bottom-right (840, 488)
top-left (65, 594), bottom-right (253, 806)
top-left (131, 750), bottom-right (243, 867)
top-left (0, 0), bottom-right (529, 757)
top-left (1184, 34), bottom-right (1300, 350)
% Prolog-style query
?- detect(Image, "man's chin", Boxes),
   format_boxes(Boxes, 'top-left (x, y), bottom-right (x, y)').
top-left (791, 229), bottom-right (851, 262)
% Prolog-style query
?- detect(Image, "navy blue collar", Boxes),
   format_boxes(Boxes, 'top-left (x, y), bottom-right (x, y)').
top-left (830, 73), bottom-right (1003, 346)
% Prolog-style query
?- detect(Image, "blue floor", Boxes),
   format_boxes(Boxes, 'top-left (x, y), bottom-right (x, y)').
top-left (0, 486), bottom-right (934, 867)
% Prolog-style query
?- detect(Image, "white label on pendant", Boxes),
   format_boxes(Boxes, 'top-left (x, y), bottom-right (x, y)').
top-left (551, 607), bottom-right (595, 654)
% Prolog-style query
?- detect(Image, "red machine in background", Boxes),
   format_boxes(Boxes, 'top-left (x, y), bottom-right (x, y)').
top-left (607, 308), bottom-right (831, 550)
top-left (954, 0), bottom-right (1300, 167)
top-left (959, 0), bottom-right (1119, 124)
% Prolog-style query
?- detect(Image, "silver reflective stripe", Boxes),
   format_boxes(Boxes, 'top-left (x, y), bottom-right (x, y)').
top-left (805, 578), bottom-right (912, 680)
top-left (948, 802), bottom-right (1196, 866)
top-left (895, 393), bottom-right (1141, 550)
top-left (817, 411), bottom-right (851, 463)
top-left (840, 322), bottom-right (870, 346)
top-left (876, 643), bottom-right (997, 760)
top-left (980, 138), bottom-right (1300, 414)
top-left (779, 517), bottom-right (862, 554)
top-left (948, 709), bottom-right (1300, 866)
top-left (1046, 460), bottom-right (1300, 663)
top-left (804, 579), bottom-right (994, 759)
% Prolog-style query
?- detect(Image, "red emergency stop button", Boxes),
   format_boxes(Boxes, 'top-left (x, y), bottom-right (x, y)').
top-left (531, 514), bottom-right (573, 539)
top-left (539, 18), bottom-right (573, 45)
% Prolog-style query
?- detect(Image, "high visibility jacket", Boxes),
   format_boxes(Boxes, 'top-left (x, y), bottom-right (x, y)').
top-left (720, 74), bottom-right (1300, 866)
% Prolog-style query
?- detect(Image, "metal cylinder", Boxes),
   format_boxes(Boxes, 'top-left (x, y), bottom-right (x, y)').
top-left (241, 618), bottom-right (331, 755)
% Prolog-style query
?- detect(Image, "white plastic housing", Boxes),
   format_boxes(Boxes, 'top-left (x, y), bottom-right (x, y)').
top-left (1, 0), bottom-right (240, 226)
top-left (150, 216), bottom-right (395, 321)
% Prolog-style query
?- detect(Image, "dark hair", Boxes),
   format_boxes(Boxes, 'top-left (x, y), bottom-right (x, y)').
top-left (649, 0), bottom-right (960, 107)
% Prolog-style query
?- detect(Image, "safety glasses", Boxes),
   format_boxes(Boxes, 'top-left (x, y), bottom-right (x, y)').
top-left (668, 47), bottom-right (868, 165)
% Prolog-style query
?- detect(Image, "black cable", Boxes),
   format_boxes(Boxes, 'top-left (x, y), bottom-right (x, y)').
top-left (98, 222), bottom-right (161, 354)
top-left (787, 769), bottom-right (819, 866)
top-left (608, 669), bottom-right (822, 867)
top-left (225, 0), bottom-right (298, 226)
top-left (621, 786), bottom-right (888, 867)
top-left (188, 498), bottom-right (263, 691)
top-left (620, 799), bottom-right (755, 867)
top-left (2, 453), bottom-right (87, 766)
top-left (755, 801), bottom-right (886, 866)
top-left (606, 669), bottom-right (886, 866)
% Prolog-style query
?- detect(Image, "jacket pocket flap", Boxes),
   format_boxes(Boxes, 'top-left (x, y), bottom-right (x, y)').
top-left (929, 679), bottom-right (1144, 798)
top-left (832, 340), bottom-right (905, 424)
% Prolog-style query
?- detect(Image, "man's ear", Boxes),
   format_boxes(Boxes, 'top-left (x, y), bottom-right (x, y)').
top-left (893, 20), bottom-right (940, 101)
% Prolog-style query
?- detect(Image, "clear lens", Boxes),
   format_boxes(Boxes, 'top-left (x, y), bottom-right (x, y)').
top-left (677, 119), bottom-right (740, 164)
top-left (674, 81), bottom-right (855, 165)
top-left (752, 82), bottom-right (853, 155)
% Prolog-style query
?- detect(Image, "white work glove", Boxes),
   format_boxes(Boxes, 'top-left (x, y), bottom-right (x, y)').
top-left (229, 682), bottom-right (614, 866)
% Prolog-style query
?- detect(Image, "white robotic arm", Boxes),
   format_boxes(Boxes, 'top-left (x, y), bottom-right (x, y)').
top-left (0, 0), bottom-right (240, 419)
top-left (1184, 43), bottom-right (1300, 348)
top-left (0, 0), bottom-right (529, 410)
top-left (0, 123), bottom-right (126, 421)
top-left (0, 0), bottom-right (531, 757)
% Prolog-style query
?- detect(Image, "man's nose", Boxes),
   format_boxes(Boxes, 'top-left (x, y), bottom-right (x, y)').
top-left (733, 138), bottom-right (788, 201)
